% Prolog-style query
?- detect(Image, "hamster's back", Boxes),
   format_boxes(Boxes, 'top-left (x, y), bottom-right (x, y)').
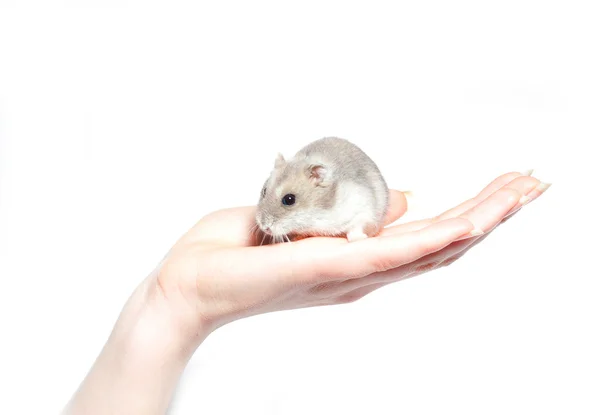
top-left (295, 137), bottom-right (378, 175)
top-left (295, 137), bottom-right (389, 219)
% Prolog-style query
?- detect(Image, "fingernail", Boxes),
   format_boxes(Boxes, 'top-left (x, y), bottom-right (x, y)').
top-left (537, 182), bottom-right (552, 192)
top-left (456, 228), bottom-right (484, 241)
top-left (468, 228), bottom-right (484, 237)
top-left (520, 169), bottom-right (534, 176)
top-left (519, 195), bottom-right (532, 205)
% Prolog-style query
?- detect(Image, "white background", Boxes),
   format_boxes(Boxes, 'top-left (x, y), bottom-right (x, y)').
top-left (1, 1), bottom-right (598, 414)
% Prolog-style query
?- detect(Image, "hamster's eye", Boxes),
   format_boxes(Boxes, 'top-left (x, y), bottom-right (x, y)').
top-left (261, 187), bottom-right (266, 198)
top-left (282, 194), bottom-right (296, 206)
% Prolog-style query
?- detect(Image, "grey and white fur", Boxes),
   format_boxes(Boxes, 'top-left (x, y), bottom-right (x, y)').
top-left (256, 136), bottom-right (389, 242)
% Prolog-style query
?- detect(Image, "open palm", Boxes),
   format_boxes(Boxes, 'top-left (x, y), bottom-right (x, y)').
top-left (154, 171), bottom-right (548, 334)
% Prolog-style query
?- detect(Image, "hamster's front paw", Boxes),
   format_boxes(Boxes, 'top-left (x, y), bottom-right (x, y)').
top-left (346, 229), bottom-right (368, 242)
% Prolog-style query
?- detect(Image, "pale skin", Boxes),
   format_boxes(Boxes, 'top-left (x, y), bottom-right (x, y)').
top-left (64, 171), bottom-right (550, 415)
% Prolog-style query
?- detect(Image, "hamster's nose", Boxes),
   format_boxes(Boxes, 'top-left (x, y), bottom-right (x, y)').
top-left (256, 214), bottom-right (270, 232)
top-left (260, 217), bottom-right (274, 235)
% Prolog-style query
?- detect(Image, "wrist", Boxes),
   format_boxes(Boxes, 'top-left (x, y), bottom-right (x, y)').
top-left (113, 273), bottom-right (212, 365)
top-left (65, 274), bottom-right (211, 415)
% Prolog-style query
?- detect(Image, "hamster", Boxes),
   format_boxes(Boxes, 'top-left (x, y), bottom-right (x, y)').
top-left (256, 136), bottom-right (389, 243)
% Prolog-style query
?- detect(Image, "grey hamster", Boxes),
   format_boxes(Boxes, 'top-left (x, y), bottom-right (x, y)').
top-left (256, 136), bottom-right (389, 242)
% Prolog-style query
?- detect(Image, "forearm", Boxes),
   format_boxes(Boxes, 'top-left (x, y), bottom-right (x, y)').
top-left (64, 278), bottom-right (209, 415)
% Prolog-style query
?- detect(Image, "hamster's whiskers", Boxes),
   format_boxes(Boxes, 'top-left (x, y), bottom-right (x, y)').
top-left (269, 234), bottom-right (289, 244)
top-left (248, 223), bottom-right (263, 246)
top-left (247, 223), bottom-right (259, 238)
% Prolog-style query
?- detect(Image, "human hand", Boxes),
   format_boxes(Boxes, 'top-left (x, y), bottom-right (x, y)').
top-left (65, 170), bottom-right (550, 415)
top-left (151, 170), bottom-right (550, 347)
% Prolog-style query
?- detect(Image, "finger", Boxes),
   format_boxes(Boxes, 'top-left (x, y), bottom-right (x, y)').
top-left (292, 217), bottom-right (475, 283)
top-left (383, 177), bottom-right (548, 238)
top-left (504, 181), bottom-right (552, 217)
top-left (333, 232), bottom-right (496, 303)
top-left (335, 178), bottom-right (545, 302)
top-left (416, 179), bottom-right (539, 271)
top-left (346, 188), bottom-right (522, 291)
top-left (408, 231), bottom-right (492, 276)
top-left (434, 173), bottom-right (540, 224)
top-left (436, 171), bottom-right (525, 220)
top-left (336, 227), bottom-right (490, 294)
top-left (525, 181), bottom-right (552, 202)
top-left (380, 172), bottom-right (531, 236)
top-left (458, 187), bottom-right (521, 232)
top-left (382, 190), bottom-right (409, 226)
top-left (455, 178), bottom-right (544, 242)
top-left (381, 217), bottom-right (433, 234)
top-left (497, 175), bottom-right (540, 203)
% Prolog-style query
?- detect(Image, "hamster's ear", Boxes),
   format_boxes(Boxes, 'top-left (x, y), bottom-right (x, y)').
top-left (307, 164), bottom-right (329, 186)
top-left (274, 153), bottom-right (286, 169)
